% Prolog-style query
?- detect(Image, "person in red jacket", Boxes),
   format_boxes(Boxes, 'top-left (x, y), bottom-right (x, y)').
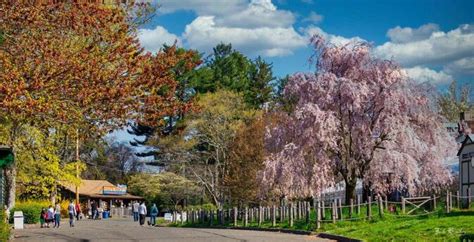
top-left (75, 203), bottom-right (82, 220)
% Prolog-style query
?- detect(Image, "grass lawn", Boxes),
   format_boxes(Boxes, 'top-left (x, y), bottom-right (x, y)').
top-left (321, 210), bottom-right (474, 241)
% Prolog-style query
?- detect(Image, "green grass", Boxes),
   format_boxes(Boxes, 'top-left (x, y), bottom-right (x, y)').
top-left (322, 210), bottom-right (474, 241)
top-left (169, 202), bottom-right (474, 241)
top-left (0, 210), bottom-right (10, 242)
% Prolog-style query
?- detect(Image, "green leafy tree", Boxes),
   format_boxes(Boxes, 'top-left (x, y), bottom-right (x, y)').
top-left (438, 80), bottom-right (472, 121)
top-left (245, 57), bottom-right (275, 108)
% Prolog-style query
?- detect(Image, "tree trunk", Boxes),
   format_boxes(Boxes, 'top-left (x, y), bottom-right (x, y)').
top-left (345, 179), bottom-right (356, 205)
top-left (5, 165), bottom-right (16, 209)
top-left (50, 184), bottom-right (57, 205)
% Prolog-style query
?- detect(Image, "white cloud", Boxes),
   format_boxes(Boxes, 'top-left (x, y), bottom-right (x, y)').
top-left (138, 26), bottom-right (181, 53)
top-left (374, 24), bottom-right (474, 67)
top-left (215, 0), bottom-right (295, 28)
top-left (183, 16), bottom-right (306, 57)
top-left (386, 23), bottom-right (439, 43)
top-left (445, 57), bottom-right (474, 75)
top-left (302, 11), bottom-right (323, 24)
top-left (404, 66), bottom-right (453, 85)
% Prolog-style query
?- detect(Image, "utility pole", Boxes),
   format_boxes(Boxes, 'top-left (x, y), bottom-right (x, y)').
top-left (75, 129), bottom-right (80, 203)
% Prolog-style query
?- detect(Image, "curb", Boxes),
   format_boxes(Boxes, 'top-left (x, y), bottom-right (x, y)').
top-left (165, 225), bottom-right (359, 241)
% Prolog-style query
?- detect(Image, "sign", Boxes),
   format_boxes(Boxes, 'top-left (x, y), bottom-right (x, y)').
top-left (164, 213), bottom-right (172, 222)
top-left (102, 185), bottom-right (127, 195)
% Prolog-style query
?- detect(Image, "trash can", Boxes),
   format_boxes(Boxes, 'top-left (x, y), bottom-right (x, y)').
top-left (102, 211), bottom-right (109, 219)
top-left (14, 211), bottom-right (24, 229)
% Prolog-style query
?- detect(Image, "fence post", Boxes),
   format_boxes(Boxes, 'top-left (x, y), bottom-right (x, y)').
top-left (357, 195), bottom-right (361, 215)
top-left (468, 187), bottom-right (472, 209)
top-left (367, 196), bottom-right (372, 220)
top-left (378, 196), bottom-right (383, 218)
top-left (338, 198), bottom-right (343, 221)
top-left (209, 210), bottom-right (214, 226)
top-left (233, 207), bottom-right (238, 227)
top-left (349, 198), bottom-right (354, 218)
top-left (258, 206), bottom-right (262, 226)
top-left (432, 195), bottom-right (436, 211)
top-left (321, 200), bottom-right (326, 220)
top-left (456, 191), bottom-right (460, 209)
top-left (272, 205), bottom-right (276, 227)
top-left (244, 207), bottom-right (248, 227)
top-left (449, 192), bottom-right (453, 211)
top-left (316, 201), bottom-right (321, 230)
top-left (289, 203), bottom-right (294, 227)
top-left (401, 197), bottom-right (405, 214)
top-left (446, 192), bottom-right (450, 213)
top-left (384, 195), bottom-right (388, 211)
top-left (331, 201), bottom-right (336, 224)
top-left (305, 202), bottom-right (310, 224)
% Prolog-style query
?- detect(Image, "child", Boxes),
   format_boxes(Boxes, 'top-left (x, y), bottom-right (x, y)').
top-left (40, 208), bottom-right (47, 228)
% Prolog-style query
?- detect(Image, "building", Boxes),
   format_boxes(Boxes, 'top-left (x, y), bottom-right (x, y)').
top-left (457, 134), bottom-right (474, 207)
top-left (60, 179), bottom-right (142, 215)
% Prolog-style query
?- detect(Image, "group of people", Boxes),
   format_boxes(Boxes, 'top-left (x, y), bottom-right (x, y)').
top-left (39, 201), bottom-right (80, 228)
top-left (131, 201), bottom-right (159, 226)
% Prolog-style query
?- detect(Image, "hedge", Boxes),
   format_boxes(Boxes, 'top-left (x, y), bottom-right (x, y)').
top-left (9, 200), bottom-right (50, 224)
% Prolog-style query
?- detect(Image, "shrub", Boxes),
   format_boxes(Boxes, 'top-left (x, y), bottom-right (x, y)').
top-left (9, 200), bottom-right (50, 224)
top-left (0, 210), bottom-right (10, 241)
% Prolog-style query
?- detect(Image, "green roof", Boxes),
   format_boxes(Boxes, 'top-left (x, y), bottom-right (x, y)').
top-left (0, 146), bottom-right (14, 168)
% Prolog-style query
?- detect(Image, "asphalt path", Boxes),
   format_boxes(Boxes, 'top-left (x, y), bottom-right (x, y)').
top-left (12, 218), bottom-right (332, 242)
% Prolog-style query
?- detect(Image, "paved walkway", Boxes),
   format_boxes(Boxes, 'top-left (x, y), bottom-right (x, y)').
top-left (12, 219), bottom-right (331, 242)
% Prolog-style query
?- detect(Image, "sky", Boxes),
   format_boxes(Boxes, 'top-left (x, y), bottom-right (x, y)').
top-left (136, 0), bottom-right (474, 90)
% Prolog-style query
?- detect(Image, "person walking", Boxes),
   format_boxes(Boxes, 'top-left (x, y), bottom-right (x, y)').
top-left (91, 201), bottom-right (98, 220)
top-left (138, 202), bottom-right (147, 226)
top-left (53, 203), bottom-right (61, 228)
top-left (68, 200), bottom-right (76, 227)
top-left (40, 208), bottom-right (47, 228)
top-left (47, 205), bottom-right (54, 228)
top-left (132, 201), bottom-right (140, 222)
top-left (75, 202), bottom-right (81, 220)
top-left (148, 204), bottom-right (158, 226)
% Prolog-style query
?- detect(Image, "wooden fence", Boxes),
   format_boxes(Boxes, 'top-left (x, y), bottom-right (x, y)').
top-left (169, 190), bottom-right (473, 230)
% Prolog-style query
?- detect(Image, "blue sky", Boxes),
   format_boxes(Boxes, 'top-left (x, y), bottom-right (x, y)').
top-left (136, 0), bottom-right (474, 89)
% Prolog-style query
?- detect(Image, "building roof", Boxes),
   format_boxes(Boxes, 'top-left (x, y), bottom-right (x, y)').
top-left (457, 134), bottom-right (474, 156)
top-left (61, 180), bottom-right (143, 200)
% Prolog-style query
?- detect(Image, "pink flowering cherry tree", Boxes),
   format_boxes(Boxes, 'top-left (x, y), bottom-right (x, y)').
top-left (260, 35), bottom-right (454, 203)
